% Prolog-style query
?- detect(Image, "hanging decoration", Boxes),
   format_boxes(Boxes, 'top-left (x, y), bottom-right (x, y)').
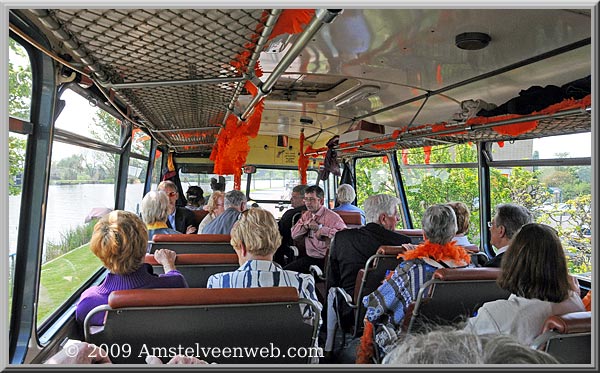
top-left (210, 9), bottom-right (316, 189)
top-left (423, 146), bottom-right (432, 164)
top-left (298, 130), bottom-right (309, 185)
top-left (401, 149), bottom-right (409, 165)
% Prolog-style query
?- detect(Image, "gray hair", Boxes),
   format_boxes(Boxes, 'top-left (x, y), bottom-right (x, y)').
top-left (336, 184), bottom-right (356, 204)
top-left (384, 328), bottom-right (558, 365)
top-left (364, 194), bottom-right (400, 224)
top-left (141, 191), bottom-right (170, 224)
top-left (292, 184), bottom-right (308, 196)
top-left (157, 180), bottom-right (177, 193)
top-left (224, 190), bottom-right (247, 209)
top-left (494, 203), bottom-right (533, 239)
top-left (422, 204), bottom-right (457, 244)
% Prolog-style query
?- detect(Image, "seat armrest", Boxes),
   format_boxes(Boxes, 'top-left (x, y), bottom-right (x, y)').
top-left (333, 287), bottom-right (356, 308)
top-left (309, 265), bottom-right (325, 281)
top-left (289, 246), bottom-right (299, 258)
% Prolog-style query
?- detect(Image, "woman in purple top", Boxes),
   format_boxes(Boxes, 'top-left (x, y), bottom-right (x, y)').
top-left (75, 210), bottom-right (188, 326)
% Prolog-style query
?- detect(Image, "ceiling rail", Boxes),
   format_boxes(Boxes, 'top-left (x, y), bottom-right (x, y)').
top-left (239, 9), bottom-right (343, 121)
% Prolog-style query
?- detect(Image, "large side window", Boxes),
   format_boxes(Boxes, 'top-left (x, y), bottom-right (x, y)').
top-left (124, 129), bottom-right (152, 214)
top-left (8, 38), bottom-right (32, 323)
top-left (355, 156), bottom-right (403, 228)
top-left (400, 144), bottom-right (479, 242)
top-left (37, 89), bottom-right (121, 326)
top-left (489, 134), bottom-right (592, 277)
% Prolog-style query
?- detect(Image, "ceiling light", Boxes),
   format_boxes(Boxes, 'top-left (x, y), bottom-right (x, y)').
top-left (455, 32), bottom-right (491, 50)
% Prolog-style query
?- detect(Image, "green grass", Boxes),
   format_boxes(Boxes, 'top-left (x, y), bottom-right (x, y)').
top-left (37, 243), bottom-right (103, 324)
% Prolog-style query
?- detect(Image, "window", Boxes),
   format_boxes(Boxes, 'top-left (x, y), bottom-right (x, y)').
top-left (8, 38), bottom-right (32, 322)
top-left (355, 155), bottom-right (403, 228)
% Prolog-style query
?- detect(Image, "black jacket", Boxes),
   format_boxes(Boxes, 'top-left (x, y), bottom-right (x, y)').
top-left (166, 207), bottom-right (196, 234)
top-left (326, 223), bottom-right (411, 297)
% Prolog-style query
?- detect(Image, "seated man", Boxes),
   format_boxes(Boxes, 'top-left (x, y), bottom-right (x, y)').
top-left (332, 184), bottom-right (366, 225)
top-left (327, 194), bottom-right (411, 329)
top-left (202, 190), bottom-right (247, 234)
top-left (484, 203), bottom-right (532, 267)
top-left (157, 180), bottom-right (197, 234)
top-left (274, 184), bottom-right (307, 265)
top-left (285, 185), bottom-right (347, 274)
top-left (207, 208), bottom-right (322, 328)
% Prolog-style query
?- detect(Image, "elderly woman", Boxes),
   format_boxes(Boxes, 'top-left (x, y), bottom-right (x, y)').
top-left (447, 201), bottom-right (472, 247)
top-left (332, 184), bottom-right (366, 225)
top-left (141, 191), bottom-right (181, 240)
top-left (75, 210), bottom-right (188, 326)
top-left (207, 208), bottom-right (322, 327)
top-left (464, 223), bottom-right (585, 345)
top-left (360, 204), bottom-right (471, 358)
top-left (197, 190), bottom-right (225, 234)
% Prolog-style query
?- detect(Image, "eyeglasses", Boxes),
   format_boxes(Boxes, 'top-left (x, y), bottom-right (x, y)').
top-left (237, 208), bottom-right (251, 221)
top-left (487, 221), bottom-right (493, 228)
top-left (303, 197), bottom-right (318, 202)
top-left (167, 191), bottom-right (177, 197)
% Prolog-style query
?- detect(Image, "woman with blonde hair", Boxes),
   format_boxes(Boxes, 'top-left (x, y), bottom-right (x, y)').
top-left (207, 208), bottom-right (322, 327)
top-left (75, 210), bottom-right (188, 326)
top-left (197, 190), bottom-right (225, 234)
top-left (141, 191), bottom-right (180, 240)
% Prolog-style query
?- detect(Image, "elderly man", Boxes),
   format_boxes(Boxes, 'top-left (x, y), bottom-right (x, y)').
top-left (327, 194), bottom-right (411, 312)
top-left (332, 184), bottom-right (366, 225)
top-left (157, 181), bottom-right (196, 234)
top-left (274, 184), bottom-right (308, 265)
top-left (484, 203), bottom-right (533, 267)
top-left (285, 185), bottom-right (346, 273)
top-left (202, 190), bottom-right (247, 235)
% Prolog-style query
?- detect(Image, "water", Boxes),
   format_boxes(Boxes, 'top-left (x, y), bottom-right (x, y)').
top-left (8, 183), bottom-right (145, 254)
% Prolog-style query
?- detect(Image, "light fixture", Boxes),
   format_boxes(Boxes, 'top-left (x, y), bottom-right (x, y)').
top-left (334, 85), bottom-right (380, 108)
top-left (455, 32), bottom-right (491, 50)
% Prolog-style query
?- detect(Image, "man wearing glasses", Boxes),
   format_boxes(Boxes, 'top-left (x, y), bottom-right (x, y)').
top-left (286, 185), bottom-right (346, 274)
top-left (157, 180), bottom-right (197, 234)
top-left (484, 203), bottom-right (533, 267)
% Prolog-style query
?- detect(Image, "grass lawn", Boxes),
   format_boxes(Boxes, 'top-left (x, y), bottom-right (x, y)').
top-left (37, 244), bottom-right (102, 324)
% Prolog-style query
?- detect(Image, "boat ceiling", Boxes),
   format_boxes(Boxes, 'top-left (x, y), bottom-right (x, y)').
top-left (11, 8), bottom-right (592, 156)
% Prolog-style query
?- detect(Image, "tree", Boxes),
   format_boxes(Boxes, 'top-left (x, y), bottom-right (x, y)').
top-left (8, 39), bottom-right (32, 195)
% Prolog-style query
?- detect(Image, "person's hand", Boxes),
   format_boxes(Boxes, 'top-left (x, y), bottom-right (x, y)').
top-left (401, 243), bottom-right (417, 251)
top-left (567, 274), bottom-right (581, 294)
top-left (146, 355), bottom-right (208, 364)
top-left (154, 249), bottom-right (177, 272)
top-left (307, 221), bottom-right (320, 231)
top-left (186, 225), bottom-right (197, 234)
top-left (45, 342), bottom-right (112, 364)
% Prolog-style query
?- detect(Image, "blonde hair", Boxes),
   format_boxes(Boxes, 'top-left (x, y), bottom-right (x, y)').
top-left (206, 191), bottom-right (225, 214)
top-left (90, 210), bottom-right (147, 275)
top-left (230, 208), bottom-right (281, 257)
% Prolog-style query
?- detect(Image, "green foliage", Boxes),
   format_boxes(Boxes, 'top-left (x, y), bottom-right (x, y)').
top-left (9, 39), bottom-right (32, 120)
top-left (44, 220), bottom-right (98, 262)
top-left (8, 136), bottom-right (26, 195)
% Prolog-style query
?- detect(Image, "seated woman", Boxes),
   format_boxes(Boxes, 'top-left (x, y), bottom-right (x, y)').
top-left (448, 201), bottom-right (472, 247)
top-left (332, 184), bottom-right (366, 225)
top-left (360, 204), bottom-right (471, 357)
top-left (207, 208), bottom-right (322, 327)
top-left (464, 223), bottom-right (585, 345)
top-left (185, 185), bottom-right (205, 210)
top-left (197, 191), bottom-right (225, 234)
top-left (75, 210), bottom-right (188, 326)
top-left (141, 191), bottom-right (181, 240)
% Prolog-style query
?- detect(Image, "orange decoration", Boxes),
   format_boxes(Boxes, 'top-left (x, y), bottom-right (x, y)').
top-left (436, 64), bottom-right (443, 85)
top-left (382, 155), bottom-right (388, 164)
top-left (399, 240), bottom-right (471, 265)
top-left (356, 320), bottom-right (375, 364)
top-left (401, 149), bottom-right (409, 165)
top-left (269, 9), bottom-right (315, 39)
top-left (372, 141), bottom-right (396, 150)
top-left (298, 131), bottom-right (309, 185)
top-left (497, 141), bottom-right (505, 148)
top-left (492, 120), bottom-right (539, 136)
top-left (423, 146), bottom-right (432, 164)
top-left (234, 169), bottom-right (242, 191)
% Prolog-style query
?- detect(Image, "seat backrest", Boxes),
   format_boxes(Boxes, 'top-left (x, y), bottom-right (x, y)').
top-left (395, 229), bottom-right (424, 244)
top-left (407, 267), bottom-right (511, 334)
top-left (531, 311), bottom-right (591, 364)
top-left (334, 210), bottom-right (362, 227)
top-left (149, 233), bottom-right (234, 254)
top-left (85, 287), bottom-right (319, 364)
top-left (351, 248), bottom-right (404, 336)
top-left (144, 253), bottom-right (240, 288)
top-left (192, 209), bottom-right (209, 227)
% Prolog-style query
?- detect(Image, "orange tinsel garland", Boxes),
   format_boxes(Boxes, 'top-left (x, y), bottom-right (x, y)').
top-left (399, 240), bottom-right (471, 265)
top-left (269, 9), bottom-right (315, 39)
top-left (356, 320), bottom-right (375, 364)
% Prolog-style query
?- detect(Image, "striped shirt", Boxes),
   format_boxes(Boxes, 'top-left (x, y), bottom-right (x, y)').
top-left (207, 260), bottom-right (323, 327)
